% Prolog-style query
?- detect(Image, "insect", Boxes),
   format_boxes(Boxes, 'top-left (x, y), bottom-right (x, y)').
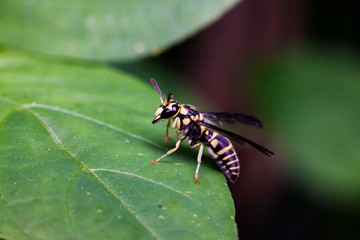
top-left (150, 78), bottom-right (274, 184)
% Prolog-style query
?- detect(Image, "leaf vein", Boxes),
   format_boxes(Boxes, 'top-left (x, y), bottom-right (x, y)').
top-left (23, 103), bottom-right (165, 150)
top-left (91, 170), bottom-right (161, 239)
top-left (25, 107), bottom-right (161, 239)
top-left (90, 168), bottom-right (192, 199)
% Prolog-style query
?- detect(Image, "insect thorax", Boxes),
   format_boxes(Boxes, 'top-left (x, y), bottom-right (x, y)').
top-left (175, 104), bottom-right (202, 136)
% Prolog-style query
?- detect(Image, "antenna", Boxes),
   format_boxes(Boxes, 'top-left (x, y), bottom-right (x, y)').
top-left (150, 78), bottom-right (164, 104)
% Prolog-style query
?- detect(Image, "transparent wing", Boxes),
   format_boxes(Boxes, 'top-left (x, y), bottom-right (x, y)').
top-left (201, 112), bottom-right (263, 128)
top-left (199, 121), bottom-right (274, 157)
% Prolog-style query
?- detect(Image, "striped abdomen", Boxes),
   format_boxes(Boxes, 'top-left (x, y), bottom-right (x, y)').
top-left (204, 130), bottom-right (240, 183)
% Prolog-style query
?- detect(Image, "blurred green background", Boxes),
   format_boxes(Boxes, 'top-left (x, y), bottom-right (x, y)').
top-left (1, 0), bottom-right (360, 239)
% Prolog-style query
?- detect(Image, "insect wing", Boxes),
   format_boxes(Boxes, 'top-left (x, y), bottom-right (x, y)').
top-left (201, 112), bottom-right (263, 128)
top-left (199, 121), bottom-right (274, 157)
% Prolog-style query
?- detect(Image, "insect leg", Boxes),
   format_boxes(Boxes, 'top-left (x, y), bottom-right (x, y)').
top-left (172, 117), bottom-right (180, 137)
top-left (164, 118), bottom-right (180, 142)
top-left (164, 119), bottom-right (171, 142)
top-left (193, 143), bottom-right (203, 184)
top-left (151, 136), bottom-right (185, 164)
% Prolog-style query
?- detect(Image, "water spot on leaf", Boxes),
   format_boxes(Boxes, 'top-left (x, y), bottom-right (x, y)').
top-left (134, 42), bottom-right (145, 54)
top-left (119, 16), bottom-right (129, 27)
top-left (106, 14), bottom-right (116, 26)
top-left (85, 15), bottom-right (97, 28)
top-left (24, 0), bottom-right (36, 7)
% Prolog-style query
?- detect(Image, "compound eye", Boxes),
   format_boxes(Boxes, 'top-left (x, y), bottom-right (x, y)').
top-left (160, 105), bottom-right (179, 118)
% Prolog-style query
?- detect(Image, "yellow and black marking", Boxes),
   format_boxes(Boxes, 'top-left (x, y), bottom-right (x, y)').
top-left (150, 78), bottom-right (274, 184)
top-left (204, 131), bottom-right (240, 182)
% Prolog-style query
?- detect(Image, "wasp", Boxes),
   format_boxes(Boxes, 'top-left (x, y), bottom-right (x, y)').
top-left (150, 78), bottom-right (274, 184)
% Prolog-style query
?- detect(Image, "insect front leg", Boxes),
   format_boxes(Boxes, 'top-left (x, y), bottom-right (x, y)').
top-left (164, 118), bottom-right (180, 142)
top-left (151, 135), bottom-right (186, 164)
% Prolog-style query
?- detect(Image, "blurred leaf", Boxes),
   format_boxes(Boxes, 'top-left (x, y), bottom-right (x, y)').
top-left (0, 50), bottom-right (237, 239)
top-left (253, 47), bottom-right (360, 208)
top-left (0, 0), bottom-right (241, 61)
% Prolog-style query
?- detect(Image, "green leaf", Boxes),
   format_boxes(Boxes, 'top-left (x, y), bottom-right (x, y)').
top-left (252, 47), bottom-right (360, 208)
top-left (0, 0), bottom-right (241, 61)
top-left (0, 50), bottom-right (237, 239)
